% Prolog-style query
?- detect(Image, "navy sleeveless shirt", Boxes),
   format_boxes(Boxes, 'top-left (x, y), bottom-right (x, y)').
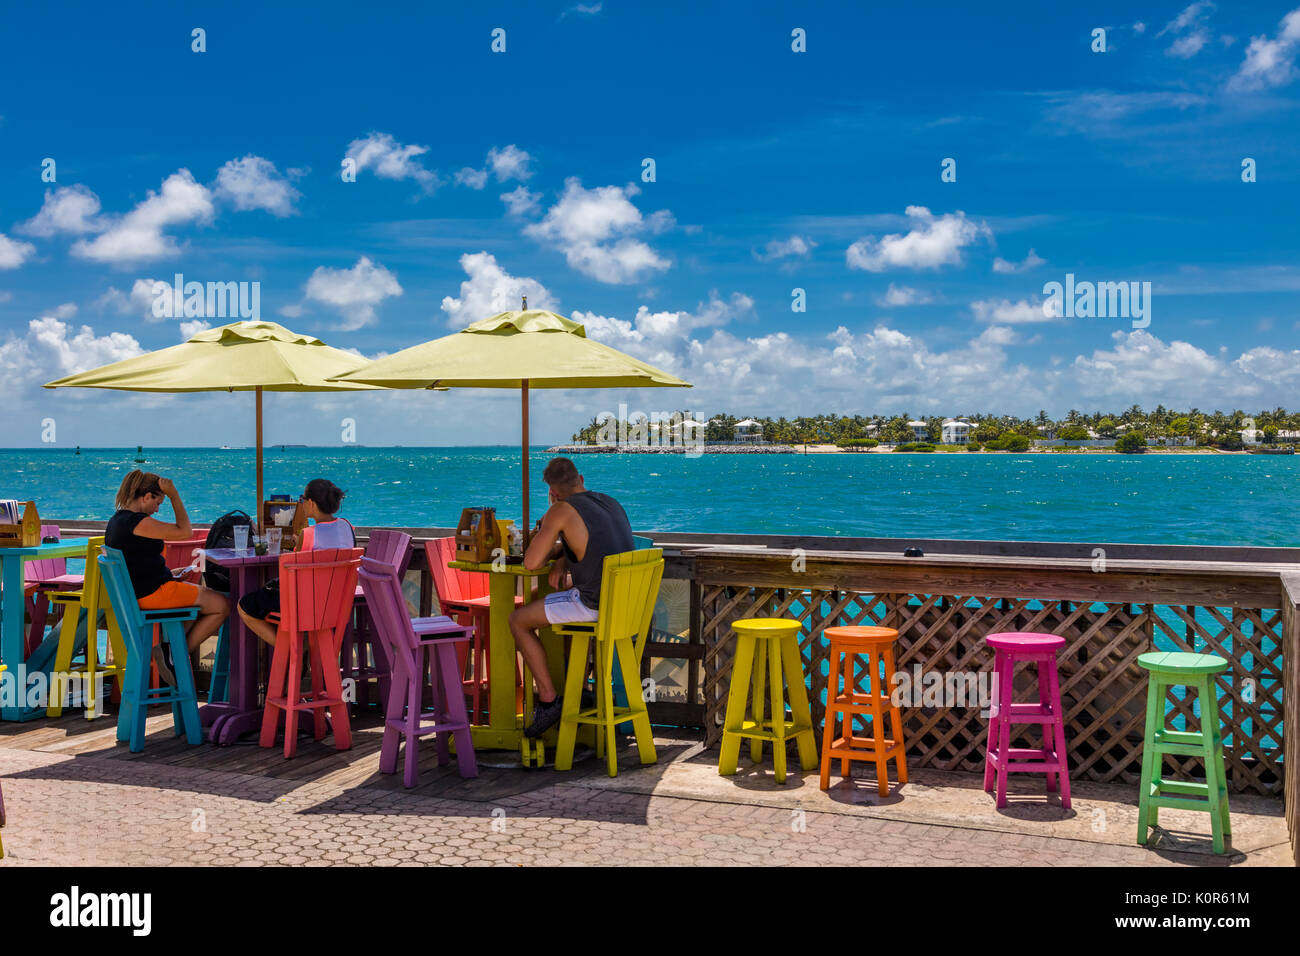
top-left (561, 491), bottom-right (634, 609)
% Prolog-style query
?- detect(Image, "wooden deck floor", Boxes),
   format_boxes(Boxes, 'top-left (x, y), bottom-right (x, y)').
top-left (0, 706), bottom-right (702, 804)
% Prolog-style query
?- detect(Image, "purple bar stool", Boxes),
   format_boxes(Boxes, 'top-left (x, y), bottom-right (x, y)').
top-left (983, 632), bottom-right (1071, 809)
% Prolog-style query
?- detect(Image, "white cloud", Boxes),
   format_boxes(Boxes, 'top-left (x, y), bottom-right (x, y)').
top-left (875, 284), bottom-right (933, 306)
top-left (303, 256), bottom-right (402, 331)
top-left (487, 144), bottom-right (534, 182)
top-left (71, 170), bottom-right (214, 265)
top-left (1070, 330), bottom-right (1234, 404)
top-left (754, 235), bottom-right (816, 262)
top-left (524, 178), bottom-right (671, 284)
top-left (0, 310), bottom-right (142, 389)
top-left (179, 319), bottom-right (211, 340)
top-left (1159, 2), bottom-right (1215, 58)
top-left (575, 291), bottom-right (754, 347)
top-left (560, 2), bottom-right (602, 18)
top-left (455, 167), bottom-right (488, 189)
top-left (279, 303), bottom-right (304, 319)
top-left (500, 185), bottom-right (541, 217)
top-left (1229, 8), bottom-right (1300, 91)
top-left (214, 155), bottom-right (301, 216)
top-left (571, 299), bottom-right (1040, 414)
top-left (99, 278), bottom-right (177, 321)
top-left (0, 233), bottom-right (37, 269)
top-left (970, 297), bottom-right (1055, 324)
top-left (343, 132), bottom-right (440, 193)
top-left (992, 248), bottom-right (1046, 273)
top-left (1169, 32), bottom-right (1209, 57)
top-left (846, 206), bottom-right (990, 272)
top-left (440, 252), bottom-right (557, 328)
top-left (17, 185), bottom-right (105, 237)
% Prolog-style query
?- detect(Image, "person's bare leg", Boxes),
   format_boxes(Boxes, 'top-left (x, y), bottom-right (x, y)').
top-left (237, 604), bottom-right (278, 647)
top-left (185, 588), bottom-right (230, 651)
top-left (510, 599), bottom-right (557, 701)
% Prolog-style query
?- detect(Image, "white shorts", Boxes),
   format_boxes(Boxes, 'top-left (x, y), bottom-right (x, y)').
top-left (544, 587), bottom-right (599, 624)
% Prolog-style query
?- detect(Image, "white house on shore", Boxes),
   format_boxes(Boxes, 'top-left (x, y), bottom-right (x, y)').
top-left (908, 420), bottom-right (929, 441)
top-left (941, 419), bottom-right (973, 444)
top-left (733, 419), bottom-right (763, 442)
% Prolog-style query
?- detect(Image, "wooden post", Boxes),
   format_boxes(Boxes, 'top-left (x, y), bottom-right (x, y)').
top-left (522, 379), bottom-right (530, 547)
top-left (1281, 573), bottom-right (1300, 865)
top-left (255, 386), bottom-right (264, 533)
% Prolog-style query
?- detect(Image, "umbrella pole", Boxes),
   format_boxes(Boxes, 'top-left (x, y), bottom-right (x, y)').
top-left (255, 386), bottom-right (264, 533)
top-left (521, 379), bottom-right (530, 546)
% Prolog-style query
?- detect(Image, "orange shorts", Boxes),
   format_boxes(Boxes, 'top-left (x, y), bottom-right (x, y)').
top-left (138, 580), bottom-right (201, 610)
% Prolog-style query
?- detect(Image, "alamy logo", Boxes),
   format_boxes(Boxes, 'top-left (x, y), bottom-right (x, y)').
top-left (50, 886), bottom-right (151, 936)
top-left (1041, 273), bottom-right (1151, 329)
top-left (152, 273), bottom-right (260, 320)
top-left (891, 666), bottom-right (999, 715)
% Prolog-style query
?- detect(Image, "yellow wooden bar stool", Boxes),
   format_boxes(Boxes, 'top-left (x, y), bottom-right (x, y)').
top-left (553, 549), bottom-right (664, 777)
top-left (46, 536), bottom-right (127, 719)
top-left (719, 618), bottom-right (817, 784)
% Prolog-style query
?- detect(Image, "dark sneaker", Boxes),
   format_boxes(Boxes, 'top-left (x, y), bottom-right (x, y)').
top-left (153, 644), bottom-right (177, 687)
top-left (523, 695), bottom-right (564, 738)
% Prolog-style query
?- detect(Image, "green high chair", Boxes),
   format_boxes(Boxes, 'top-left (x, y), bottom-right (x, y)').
top-left (1136, 651), bottom-right (1231, 854)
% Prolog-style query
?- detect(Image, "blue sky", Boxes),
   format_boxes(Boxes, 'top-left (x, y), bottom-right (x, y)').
top-left (2, 0), bottom-right (1298, 446)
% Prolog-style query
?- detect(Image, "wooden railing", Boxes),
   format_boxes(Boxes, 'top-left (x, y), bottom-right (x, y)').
top-left (51, 521), bottom-right (1299, 864)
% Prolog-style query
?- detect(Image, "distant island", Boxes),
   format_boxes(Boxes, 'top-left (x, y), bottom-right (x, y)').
top-left (555, 406), bottom-right (1299, 454)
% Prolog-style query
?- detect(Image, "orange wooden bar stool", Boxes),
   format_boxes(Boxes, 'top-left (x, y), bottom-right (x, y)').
top-left (819, 625), bottom-right (908, 797)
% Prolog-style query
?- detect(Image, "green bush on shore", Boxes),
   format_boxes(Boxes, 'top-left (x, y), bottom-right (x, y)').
top-left (966, 441), bottom-right (982, 451)
top-left (895, 441), bottom-right (937, 453)
top-left (984, 434), bottom-right (1031, 452)
top-left (1116, 431), bottom-right (1148, 453)
top-left (837, 438), bottom-right (879, 449)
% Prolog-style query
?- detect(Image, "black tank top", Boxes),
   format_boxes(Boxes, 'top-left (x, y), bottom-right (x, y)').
top-left (561, 491), bottom-right (634, 609)
top-left (105, 509), bottom-right (172, 598)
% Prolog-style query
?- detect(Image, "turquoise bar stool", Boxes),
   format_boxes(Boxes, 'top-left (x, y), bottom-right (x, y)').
top-left (1136, 651), bottom-right (1231, 854)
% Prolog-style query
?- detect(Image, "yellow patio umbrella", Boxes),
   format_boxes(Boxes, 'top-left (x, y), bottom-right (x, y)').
top-left (44, 320), bottom-right (381, 527)
top-left (332, 302), bottom-right (691, 537)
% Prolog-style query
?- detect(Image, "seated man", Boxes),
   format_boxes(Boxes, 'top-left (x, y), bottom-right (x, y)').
top-left (511, 457), bottom-right (634, 738)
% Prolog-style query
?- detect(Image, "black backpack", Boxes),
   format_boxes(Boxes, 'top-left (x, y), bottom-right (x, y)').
top-left (202, 509), bottom-right (253, 593)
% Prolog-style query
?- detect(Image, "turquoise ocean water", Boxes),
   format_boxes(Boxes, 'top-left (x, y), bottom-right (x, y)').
top-left (3, 446), bottom-right (1298, 546)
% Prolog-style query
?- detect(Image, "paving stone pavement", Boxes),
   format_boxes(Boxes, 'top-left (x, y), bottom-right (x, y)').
top-left (0, 747), bottom-right (1269, 867)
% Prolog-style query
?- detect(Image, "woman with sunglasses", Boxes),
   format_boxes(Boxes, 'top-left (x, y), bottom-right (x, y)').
top-left (237, 478), bottom-right (354, 647)
top-left (105, 470), bottom-right (230, 686)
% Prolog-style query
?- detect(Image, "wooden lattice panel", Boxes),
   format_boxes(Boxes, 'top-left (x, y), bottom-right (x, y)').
top-left (702, 586), bottom-right (1284, 796)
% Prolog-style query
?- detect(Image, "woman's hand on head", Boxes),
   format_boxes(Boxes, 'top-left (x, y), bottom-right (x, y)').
top-left (156, 477), bottom-right (176, 497)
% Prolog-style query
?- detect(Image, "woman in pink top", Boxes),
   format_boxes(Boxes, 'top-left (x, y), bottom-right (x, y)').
top-left (237, 479), bottom-right (355, 647)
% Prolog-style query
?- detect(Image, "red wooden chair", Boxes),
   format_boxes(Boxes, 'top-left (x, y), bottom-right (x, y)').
top-left (259, 547), bottom-right (363, 758)
top-left (341, 529), bottom-right (411, 711)
top-left (425, 536), bottom-right (522, 723)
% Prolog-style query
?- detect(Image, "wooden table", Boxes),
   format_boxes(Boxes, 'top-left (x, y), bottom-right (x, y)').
top-left (198, 547), bottom-right (280, 744)
top-left (446, 559), bottom-right (588, 759)
top-left (0, 538), bottom-right (91, 721)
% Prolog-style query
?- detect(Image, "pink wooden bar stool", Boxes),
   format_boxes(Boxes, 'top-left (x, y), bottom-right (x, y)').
top-left (983, 632), bottom-right (1071, 809)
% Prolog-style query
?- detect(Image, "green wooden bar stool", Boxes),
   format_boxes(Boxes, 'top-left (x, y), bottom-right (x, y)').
top-left (1136, 651), bottom-right (1231, 854)
top-left (718, 618), bottom-right (817, 784)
